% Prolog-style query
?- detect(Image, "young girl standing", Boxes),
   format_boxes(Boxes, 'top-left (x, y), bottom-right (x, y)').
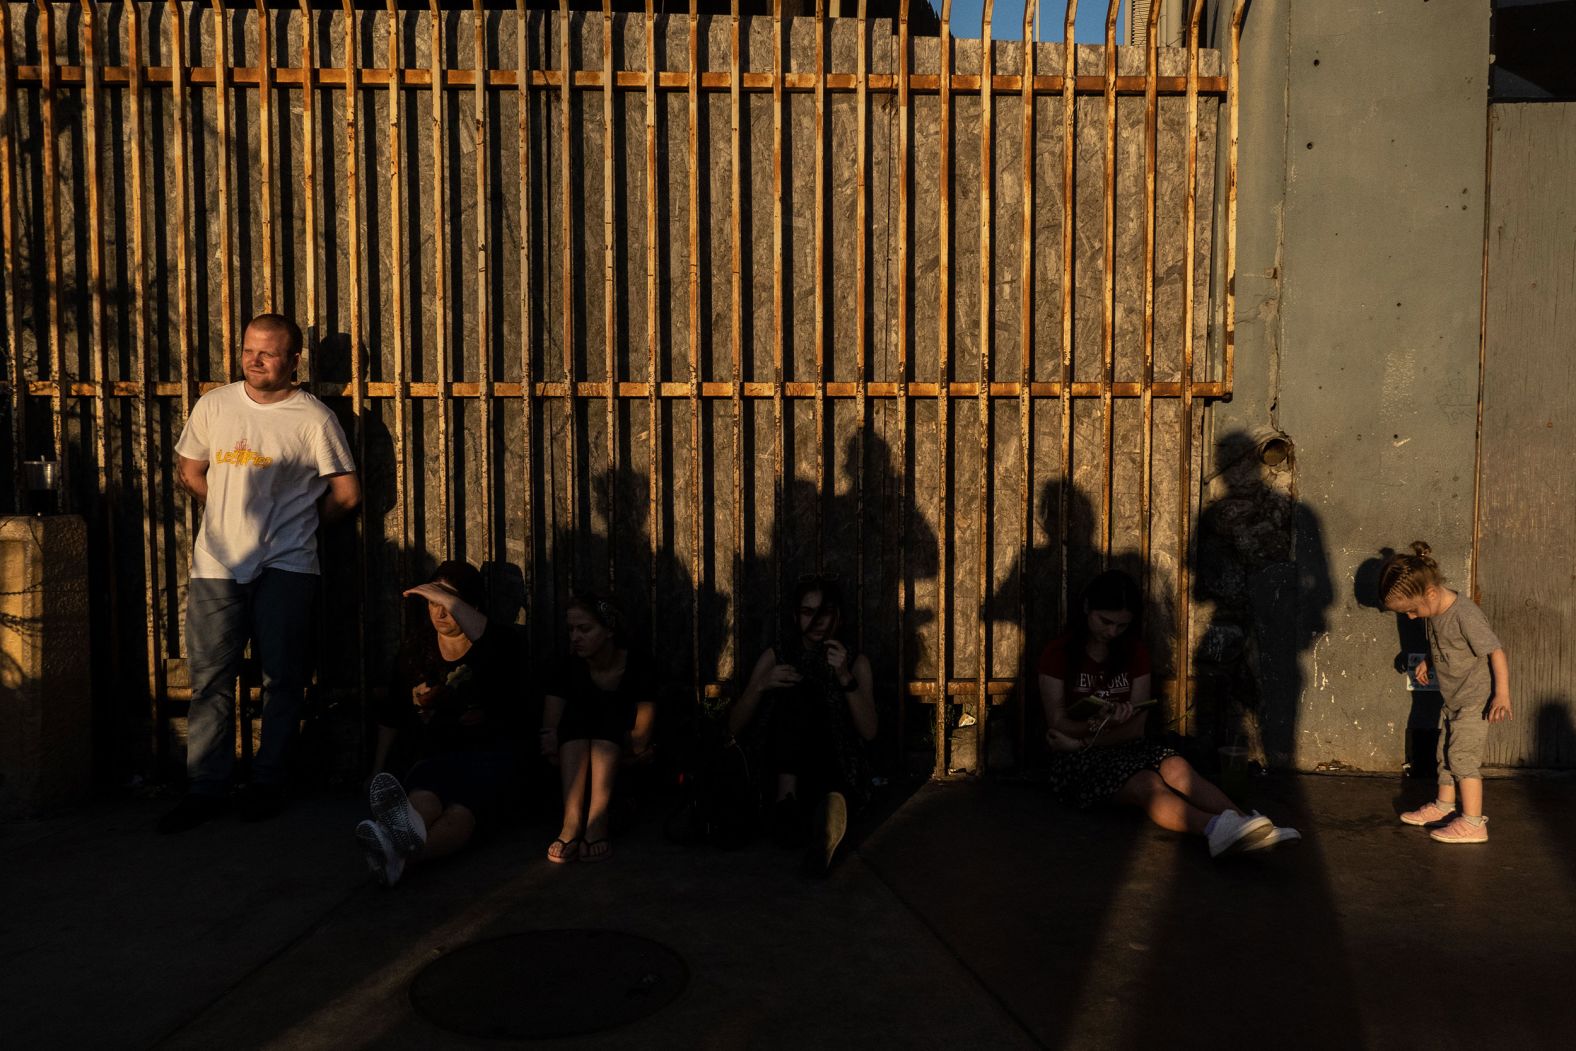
top-left (1379, 542), bottom-right (1512, 844)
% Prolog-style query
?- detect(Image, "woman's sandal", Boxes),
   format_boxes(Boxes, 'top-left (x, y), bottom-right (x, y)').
top-left (581, 838), bottom-right (613, 863)
top-left (546, 836), bottom-right (583, 864)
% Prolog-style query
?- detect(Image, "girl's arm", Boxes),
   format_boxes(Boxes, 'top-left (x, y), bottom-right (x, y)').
top-left (630, 701), bottom-right (657, 755)
top-left (844, 655), bottom-right (878, 742)
top-left (729, 649), bottom-right (793, 736)
top-left (1039, 674), bottom-right (1091, 740)
top-left (402, 582), bottom-right (488, 641)
top-left (1487, 649), bottom-right (1512, 722)
top-left (1094, 674), bottom-right (1151, 746)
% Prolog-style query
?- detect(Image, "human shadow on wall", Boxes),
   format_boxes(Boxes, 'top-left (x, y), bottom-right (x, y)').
top-left (982, 477), bottom-right (1176, 771)
top-left (1192, 430), bottom-right (1332, 765)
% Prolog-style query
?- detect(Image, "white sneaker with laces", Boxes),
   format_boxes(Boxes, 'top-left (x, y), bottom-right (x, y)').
top-left (1207, 811), bottom-right (1275, 858)
top-left (369, 773), bottom-right (428, 856)
top-left (355, 819), bottom-right (406, 887)
top-left (1244, 812), bottom-right (1302, 852)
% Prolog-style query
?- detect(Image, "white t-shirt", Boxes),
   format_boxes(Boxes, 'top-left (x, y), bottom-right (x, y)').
top-left (174, 382), bottom-right (357, 582)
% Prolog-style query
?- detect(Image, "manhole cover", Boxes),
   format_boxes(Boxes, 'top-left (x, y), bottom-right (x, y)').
top-left (410, 929), bottom-right (688, 1040)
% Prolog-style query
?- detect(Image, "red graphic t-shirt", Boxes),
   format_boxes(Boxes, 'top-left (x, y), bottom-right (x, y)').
top-left (1036, 634), bottom-right (1152, 717)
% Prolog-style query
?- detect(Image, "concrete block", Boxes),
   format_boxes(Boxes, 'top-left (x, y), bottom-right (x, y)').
top-left (0, 516), bottom-right (94, 819)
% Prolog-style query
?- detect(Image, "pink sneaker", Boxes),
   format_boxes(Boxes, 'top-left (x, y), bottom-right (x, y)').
top-left (1429, 815), bottom-right (1489, 844)
top-left (1400, 800), bottom-right (1455, 827)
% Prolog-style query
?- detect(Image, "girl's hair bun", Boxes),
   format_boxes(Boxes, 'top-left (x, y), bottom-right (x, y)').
top-left (1410, 540), bottom-right (1432, 559)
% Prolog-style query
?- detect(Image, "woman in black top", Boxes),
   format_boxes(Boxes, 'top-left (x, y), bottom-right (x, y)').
top-left (729, 575), bottom-right (876, 872)
top-left (540, 594), bottom-right (657, 863)
top-left (356, 561), bottom-right (522, 887)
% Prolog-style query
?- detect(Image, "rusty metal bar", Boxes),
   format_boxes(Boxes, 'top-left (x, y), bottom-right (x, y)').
top-left (1099, 1), bottom-right (1118, 563)
top-left (254, 0), bottom-right (275, 307)
top-left (975, 0), bottom-right (993, 763)
top-left (474, 0), bottom-right (495, 560)
top-left (600, 0), bottom-right (615, 584)
top-left (1225, 0), bottom-right (1245, 395)
top-left (82, 2), bottom-right (110, 506)
top-left (1016, 0), bottom-right (1036, 769)
top-left (35, 1), bottom-right (67, 499)
top-left (770, 0), bottom-right (784, 621)
top-left (297, 0), bottom-right (317, 384)
top-left (729, 0), bottom-right (744, 679)
top-left (1141, 0), bottom-right (1161, 589)
top-left (518, 0), bottom-right (534, 648)
top-left (387, 0), bottom-right (409, 587)
top-left (430, 0), bottom-right (453, 559)
top-left (168, 0), bottom-right (194, 427)
top-left (557, 0), bottom-right (575, 586)
top-left (687, 0), bottom-right (702, 701)
top-left (211, 0), bottom-right (236, 379)
top-left (1176, 0), bottom-right (1205, 731)
top-left (895, 0), bottom-right (910, 767)
top-left (813, 0), bottom-right (826, 572)
top-left (8, 61), bottom-right (1229, 97)
top-left (643, 0), bottom-right (659, 649)
top-left (854, 0), bottom-right (868, 655)
top-left (1056, 0), bottom-right (1076, 627)
top-left (0, 4), bottom-right (20, 498)
top-left (124, 2), bottom-right (164, 769)
top-left (341, 0), bottom-right (369, 751)
top-left (934, 0), bottom-right (951, 777)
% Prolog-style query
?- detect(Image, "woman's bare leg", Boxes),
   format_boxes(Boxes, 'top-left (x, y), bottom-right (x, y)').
top-left (556, 739), bottom-right (591, 842)
top-left (1155, 755), bottom-right (1240, 816)
top-left (583, 740), bottom-right (622, 844)
top-left (406, 792), bottom-right (476, 862)
top-left (1114, 769), bottom-right (1215, 835)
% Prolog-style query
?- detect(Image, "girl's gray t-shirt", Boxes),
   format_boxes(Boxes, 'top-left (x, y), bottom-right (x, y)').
top-left (1425, 593), bottom-right (1503, 708)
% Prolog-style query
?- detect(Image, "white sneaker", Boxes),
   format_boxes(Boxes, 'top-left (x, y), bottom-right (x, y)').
top-left (1207, 811), bottom-right (1275, 858)
top-left (356, 819), bottom-right (406, 887)
top-left (1242, 813), bottom-right (1302, 852)
top-left (369, 773), bottom-right (427, 856)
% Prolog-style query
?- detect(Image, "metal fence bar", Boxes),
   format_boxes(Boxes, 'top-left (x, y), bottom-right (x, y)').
top-left (211, 0), bottom-right (236, 380)
top-left (934, 0), bottom-right (951, 777)
top-left (687, 0), bottom-right (702, 699)
top-left (0, 5), bottom-right (18, 498)
top-left (1176, 0), bottom-right (1205, 730)
top-left (1141, 0), bottom-right (1161, 590)
top-left (556, 0), bottom-right (574, 586)
top-left (123, 2), bottom-right (165, 765)
top-left (854, 0), bottom-right (868, 656)
top-left (518, 0), bottom-right (533, 649)
top-left (895, 0), bottom-right (910, 765)
top-left (1016, 0), bottom-right (1035, 768)
top-left (770, 0), bottom-right (783, 621)
top-left (643, 0), bottom-right (658, 649)
top-left (340, 0), bottom-right (368, 749)
top-left (35, 1), bottom-right (67, 497)
top-left (296, 0), bottom-right (316, 384)
top-left (168, 0), bottom-right (194, 422)
top-left (1099, 0), bottom-right (1118, 563)
top-left (475, 0), bottom-right (495, 561)
top-left (598, 0), bottom-right (615, 586)
top-left (729, 0), bottom-right (744, 679)
top-left (1056, 1), bottom-right (1076, 626)
top-left (430, 0), bottom-right (452, 559)
top-left (387, 0), bottom-right (409, 587)
top-left (974, 0), bottom-right (993, 763)
top-left (254, 0), bottom-right (274, 307)
top-left (1225, 0), bottom-right (1245, 392)
top-left (812, 0), bottom-right (825, 571)
top-left (82, 2), bottom-right (110, 509)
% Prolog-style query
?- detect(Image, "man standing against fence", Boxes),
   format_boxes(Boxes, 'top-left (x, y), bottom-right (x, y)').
top-left (158, 314), bottom-right (361, 834)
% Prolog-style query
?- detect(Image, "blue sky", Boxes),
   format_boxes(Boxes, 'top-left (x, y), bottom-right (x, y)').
top-left (939, 1), bottom-right (1127, 43)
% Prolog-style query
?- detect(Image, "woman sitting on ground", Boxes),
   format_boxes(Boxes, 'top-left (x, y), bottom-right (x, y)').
top-left (540, 594), bottom-right (657, 863)
top-left (729, 575), bottom-right (877, 873)
top-left (1040, 569), bottom-right (1299, 858)
top-left (358, 561), bottom-right (524, 887)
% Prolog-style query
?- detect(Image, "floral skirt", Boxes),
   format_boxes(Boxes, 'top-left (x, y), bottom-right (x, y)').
top-left (1046, 738), bottom-right (1179, 809)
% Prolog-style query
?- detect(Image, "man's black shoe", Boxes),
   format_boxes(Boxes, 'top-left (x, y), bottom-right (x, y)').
top-left (157, 794), bottom-right (227, 835)
top-left (237, 784), bottom-right (286, 823)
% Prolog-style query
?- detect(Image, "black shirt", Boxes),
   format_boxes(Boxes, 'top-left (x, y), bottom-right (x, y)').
top-left (382, 622), bottom-right (524, 757)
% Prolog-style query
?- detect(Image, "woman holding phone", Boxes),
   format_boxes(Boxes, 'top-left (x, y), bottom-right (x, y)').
top-left (1039, 569), bottom-right (1299, 859)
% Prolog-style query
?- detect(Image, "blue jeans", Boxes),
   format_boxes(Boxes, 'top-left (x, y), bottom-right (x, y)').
top-left (185, 570), bottom-right (317, 794)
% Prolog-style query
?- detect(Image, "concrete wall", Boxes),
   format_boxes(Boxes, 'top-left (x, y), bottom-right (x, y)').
top-left (1207, 0), bottom-right (1491, 770)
